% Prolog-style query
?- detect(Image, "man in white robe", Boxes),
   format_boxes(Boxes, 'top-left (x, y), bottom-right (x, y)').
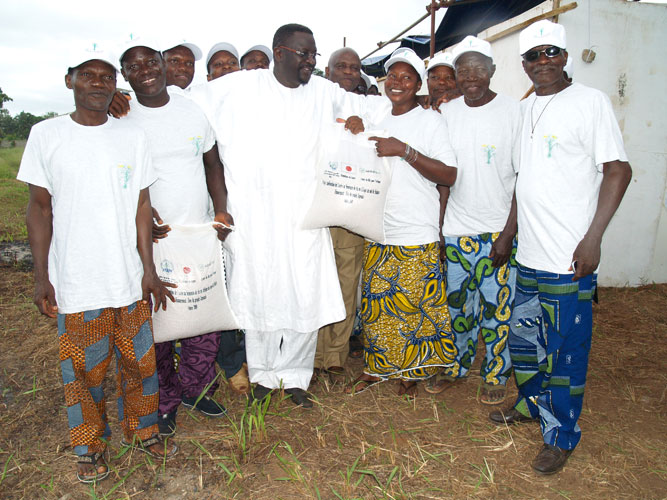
top-left (190, 23), bottom-right (387, 407)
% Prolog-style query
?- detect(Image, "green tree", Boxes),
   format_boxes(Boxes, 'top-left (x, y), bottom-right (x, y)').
top-left (11, 111), bottom-right (43, 139)
top-left (0, 87), bottom-right (12, 109)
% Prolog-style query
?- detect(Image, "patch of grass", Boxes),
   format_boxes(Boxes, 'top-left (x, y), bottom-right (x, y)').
top-left (0, 147), bottom-right (28, 242)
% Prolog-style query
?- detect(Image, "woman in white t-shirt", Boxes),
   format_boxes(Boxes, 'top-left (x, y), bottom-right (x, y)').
top-left (346, 49), bottom-right (458, 397)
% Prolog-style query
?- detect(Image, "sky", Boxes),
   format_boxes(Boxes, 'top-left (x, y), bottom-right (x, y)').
top-left (0, 0), bottom-right (446, 116)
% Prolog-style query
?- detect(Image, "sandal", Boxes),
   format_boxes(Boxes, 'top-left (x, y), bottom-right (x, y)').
top-left (397, 380), bottom-right (418, 398)
top-left (344, 373), bottom-right (381, 395)
top-left (480, 382), bottom-right (507, 405)
top-left (424, 372), bottom-right (456, 394)
top-left (349, 336), bottom-right (364, 359)
top-left (76, 451), bottom-right (109, 484)
top-left (229, 364), bottom-right (250, 394)
top-left (121, 435), bottom-right (179, 460)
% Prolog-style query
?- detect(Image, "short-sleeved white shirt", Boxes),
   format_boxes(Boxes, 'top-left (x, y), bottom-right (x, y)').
top-left (376, 106), bottom-right (457, 246)
top-left (441, 94), bottom-right (521, 237)
top-left (516, 83), bottom-right (628, 274)
top-left (17, 115), bottom-right (156, 313)
top-left (124, 92), bottom-right (216, 225)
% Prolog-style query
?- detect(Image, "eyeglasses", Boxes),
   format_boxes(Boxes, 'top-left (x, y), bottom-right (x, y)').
top-left (522, 46), bottom-right (562, 62)
top-left (278, 46), bottom-right (320, 60)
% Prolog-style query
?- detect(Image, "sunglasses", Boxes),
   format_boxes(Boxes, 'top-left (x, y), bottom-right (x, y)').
top-left (277, 46), bottom-right (320, 60)
top-left (522, 46), bottom-right (563, 62)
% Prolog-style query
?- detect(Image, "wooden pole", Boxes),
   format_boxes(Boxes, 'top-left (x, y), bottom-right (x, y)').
top-left (362, 0), bottom-right (487, 61)
top-left (485, 2), bottom-right (576, 43)
top-left (430, 0), bottom-right (436, 58)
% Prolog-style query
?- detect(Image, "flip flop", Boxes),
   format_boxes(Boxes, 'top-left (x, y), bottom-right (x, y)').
top-left (76, 451), bottom-right (109, 484)
top-left (397, 380), bottom-right (418, 398)
top-left (121, 435), bottom-right (178, 460)
top-left (480, 382), bottom-right (507, 405)
top-left (344, 373), bottom-right (381, 395)
top-left (424, 372), bottom-right (456, 394)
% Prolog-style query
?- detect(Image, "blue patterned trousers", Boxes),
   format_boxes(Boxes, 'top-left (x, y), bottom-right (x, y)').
top-left (509, 263), bottom-right (597, 450)
top-left (444, 233), bottom-right (516, 385)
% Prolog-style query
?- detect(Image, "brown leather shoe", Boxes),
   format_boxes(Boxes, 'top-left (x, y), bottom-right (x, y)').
top-left (531, 444), bottom-right (572, 475)
top-left (489, 407), bottom-right (538, 425)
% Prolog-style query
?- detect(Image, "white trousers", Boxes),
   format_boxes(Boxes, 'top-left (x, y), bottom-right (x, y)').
top-left (245, 329), bottom-right (317, 390)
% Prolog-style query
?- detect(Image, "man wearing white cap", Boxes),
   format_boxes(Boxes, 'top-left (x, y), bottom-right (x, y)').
top-left (18, 46), bottom-right (177, 482)
top-left (366, 73), bottom-right (380, 96)
top-left (163, 39), bottom-right (202, 90)
top-left (426, 51), bottom-right (459, 104)
top-left (427, 36), bottom-right (521, 407)
top-left (241, 45), bottom-right (272, 70)
top-left (206, 42), bottom-right (240, 80)
top-left (189, 23), bottom-right (390, 407)
top-left (119, 39), bottom-right (232, 434)
top-left (490, 20), bottom-right (631, 475)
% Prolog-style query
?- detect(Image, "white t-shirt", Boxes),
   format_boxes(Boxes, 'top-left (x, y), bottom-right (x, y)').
top-left (375, 106), bottom-right (457, 246)
top-left (441, 94), bottom-right (521, 237)
top-left (17, 115), bottom-right (156, 314)
top-left (124, 92), bottom-right (216, 225)
top-left (516, 83), bottom-right (628, 274)
top-left (188, 70), bottom-right (391, 332)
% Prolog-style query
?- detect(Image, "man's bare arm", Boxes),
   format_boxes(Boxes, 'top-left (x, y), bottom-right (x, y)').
top-left (136, 188), bottom-right (175, 311)
top-left (26, 185), bottom-right (57, 317)
top-left (437, 185), bottom-right (449, 263)
top-left (570, 160), bottom-right (632, 281)
top-left (203, 144), bottom-right (234, 241)
top-left (489, 191), bottom-right (517, 268)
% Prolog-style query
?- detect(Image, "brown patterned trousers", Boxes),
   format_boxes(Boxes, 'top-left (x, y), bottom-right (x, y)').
top-left (57, 301), bottom-right (159, 455)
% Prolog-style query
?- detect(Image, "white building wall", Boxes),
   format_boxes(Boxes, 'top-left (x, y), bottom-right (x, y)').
top-left (475, 0), bottom-right (667, 286)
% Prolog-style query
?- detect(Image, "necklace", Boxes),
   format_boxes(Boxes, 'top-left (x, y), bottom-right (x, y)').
top-left (530, 93), bottom-right (558, 139)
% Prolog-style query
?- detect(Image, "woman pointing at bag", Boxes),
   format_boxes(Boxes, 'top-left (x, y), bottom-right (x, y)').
top-left (346, 48), bottom-right (458, 397)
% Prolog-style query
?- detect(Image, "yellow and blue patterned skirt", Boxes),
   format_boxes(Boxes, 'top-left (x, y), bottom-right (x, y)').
top-left (360, 241), bottom-right (457, 380)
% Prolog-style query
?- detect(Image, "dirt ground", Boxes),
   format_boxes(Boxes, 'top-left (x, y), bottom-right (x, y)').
top-left (0, 265), bottom-right (665, 500)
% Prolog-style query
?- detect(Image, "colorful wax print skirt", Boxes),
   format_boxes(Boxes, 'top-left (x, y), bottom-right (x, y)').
top-left (360, 241), bottom-right (456, 380)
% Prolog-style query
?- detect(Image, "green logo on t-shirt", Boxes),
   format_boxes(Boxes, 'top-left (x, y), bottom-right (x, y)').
top-left (543, 135), bottom-right (558, 158)
top-left (482, 144), bottom-right (496, 165)
top-left (190, 136), bottom-right (203, 156)
top-left (118, 164), bottom-right (133, 189)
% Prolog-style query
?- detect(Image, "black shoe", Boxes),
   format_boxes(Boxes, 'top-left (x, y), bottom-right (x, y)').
top-left (182, 395), bottom-right (226, 417)
top-left (284, 388), bottom-right (313, 408)
top-left (251, 384), bottom-right (272, 403)
top-left (489, 407), bottom-right (539, 425)
top-left (531, 444), bottom-right (572, 475)
top-left (158, 410), bottom-right (177, 436)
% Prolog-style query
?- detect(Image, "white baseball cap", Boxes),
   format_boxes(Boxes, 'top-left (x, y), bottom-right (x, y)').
top-left (206, 42), bottom-right (239, 67)
top-left (69, 44), bottom-right (119, 72)
top-left (427, 51), bottom-right (454, 72)
top-left (384, 47), bottom-right (426, 81)
top-left (241, 44), bottom-right (273, 64)
top-left (118, 36), bottom-right (161, 64)
top-left (162, 39), bottom-right (203, 61)
top-left (452, 36), bottom-right (493, 67)
top-left (563, 56), bottom-right (574, 78)
top-left (519, 20), bottom-right (567, 55)
top-left (360, 71), bottom-right (378, 89)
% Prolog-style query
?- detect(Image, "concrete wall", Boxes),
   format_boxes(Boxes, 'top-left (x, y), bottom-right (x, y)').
top-left (474, 0), bottom-right (667, 286)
